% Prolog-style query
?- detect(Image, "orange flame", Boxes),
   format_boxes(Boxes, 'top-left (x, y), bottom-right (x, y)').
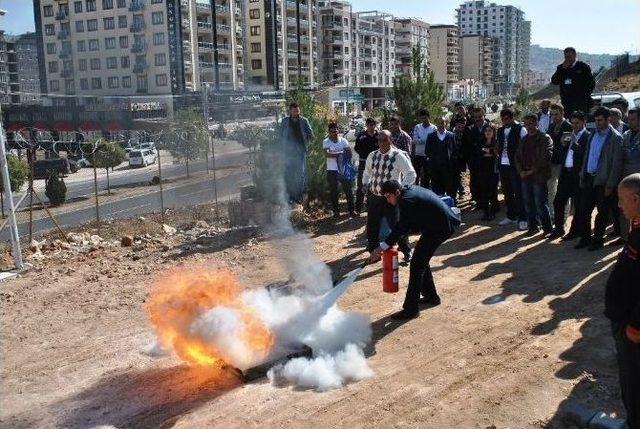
top-left (146, 267), bottom-right (274, 368)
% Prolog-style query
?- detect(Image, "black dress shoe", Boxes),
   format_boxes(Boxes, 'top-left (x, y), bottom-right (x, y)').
top-left (419, 295), bottom-right (441, 306)
top-left (588, 241), bottom-right (604, 251)
top-left (548, 229), bottom-right (565, 240)
top-left (575, 239), bottom-right (591, 249)
top-left (390, 309), bottom-right (419, 320)
top-left (562, 232), bottom-right (578, 241)
top-left (524, 228), bottom-right (539, 237)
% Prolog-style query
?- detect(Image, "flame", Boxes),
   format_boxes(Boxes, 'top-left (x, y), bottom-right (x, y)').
top-left (146, 267), bottom-right (274, 368)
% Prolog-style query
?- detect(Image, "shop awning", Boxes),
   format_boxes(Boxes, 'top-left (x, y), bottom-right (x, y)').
top-left (32, 121), bottom-right (50, 130)
top-left (53, 120), bottom-right (75, 132)
top-left (5, 122), bottom-right (26, 132)
top-left (78, 121), bottom-right (99, 131)
top-left (104, 121), bottom-right (122, 132)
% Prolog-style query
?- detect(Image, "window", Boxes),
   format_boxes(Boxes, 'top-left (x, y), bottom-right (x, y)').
top-left (155, 74), bottom-right (167, 86)
top-left (87, 19), bottom-right (98, 31)
top-left (250, 26), bottom-right (260, 36)
top-left (43, 5), bottom-right (54, 17)
top-left (49, 80), bottom-right (60, 91)
top-left (151, 0), bottom-right (163, 3)
top-left (90, 58), bottom-right (101, 70)
top-left (48, 61), bottom-right (58, 73)
top-left (80, 78), bottom-right (89, 90)
top-left (91, 77), bottom-right (102, 89)
top-left (86, 0), bottom-right (96, 12)
top-left (76, 21), bottom-right (85, 32)
top-left (45, 24), bottom-right (55, 36)
top-left (153, 32), bottom-right (165, 45)
top-left (251, 59), bottom-right (262, 70)
top-left (77, 40), bottom-right (86, 51)
top-left (102, 0), bottom-right (113, 9)
top-left (121, 56), bottom-right (130, 68)
top-left (249, 9), bottom-right (260, 19)
top-left (46, 43), bottom-right (56, 54)
top-left (154, 53), bottom-right (166, 66)
top-left (89, 39), bottom-right (99, 51)
top-left (250, 42), bottom-right (261, 53)
top-left (118, 15), bottom-right (127, 28)
top-left (119, 35), bottom-right (128, 48)
top-left (152, 12), bottom-right (164, 25)
top-left (74, 1), bottom-right (83, 13)
top-left (122, 76), bottom-right (132, 88)
top-left (79, 58), bottom-right (87, 70)
top-left (105, 37), bottom-right (116, 49)
top-left (104, 17), bottom-right (115, 30)
top-left (108, 76), bottom-right (119, 88)
top-left (117, 0), bottom-right (126, 7)
top-left (107, 56), bottom-right (118, 69)
top-left (136, 75), bottom-right (148, 91)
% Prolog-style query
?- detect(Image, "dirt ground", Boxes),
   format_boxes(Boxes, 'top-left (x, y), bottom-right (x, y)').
top-left (0, 197), bottom-right (627, 429)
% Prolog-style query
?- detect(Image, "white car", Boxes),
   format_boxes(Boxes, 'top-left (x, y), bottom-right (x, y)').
top-left (138, 142), bottom-right (157, 154)
top-left (129, 149), bottom-right (157, 168)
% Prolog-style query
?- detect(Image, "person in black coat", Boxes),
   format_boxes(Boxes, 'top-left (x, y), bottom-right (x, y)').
top-left (478, 124), bottom-right (500, 221)
top-left (497, 109), bottom-right (528, 228)
top-left (354, 117), bottom-right (379, 213)
top-left (369, 181), bottom-right (461, 320)
top-left (463, 107), bottom-right (490, 207)
top-left (547, 104), bottom-right (574, 219)
top-left (551, 47), bottom-right (595, 118)
top-left (550, 110), bottom-right (591, 239)
top-left (426, 117), bottom-right (458, 202)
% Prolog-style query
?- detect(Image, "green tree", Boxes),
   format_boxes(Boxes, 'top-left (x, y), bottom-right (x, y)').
top-left (514, 88), bottom-right (537, 119)
top-left (0, 155), bottom-right (29, 193)
top-left (162, 109), bottom-right (209, 178)
top-left (391, 45), bottom-right (446, 131)
top-left (85, 141), bottom-right (127, 195)
top-left (45, 172), bottom-right (67, 206)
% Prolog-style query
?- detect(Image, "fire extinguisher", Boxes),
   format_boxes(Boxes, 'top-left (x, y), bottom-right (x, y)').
top-left (382, 247), bottom-right (399, 293)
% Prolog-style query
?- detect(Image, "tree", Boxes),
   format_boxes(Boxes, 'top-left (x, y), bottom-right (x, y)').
top-left (85, 141), bottom-right (127, 195)
top-left (514, 87), bottom-right (537, 119)
top-left (45, 172), bottom-right (67, 206)
top-left (391, 45), bottom-right (446, 131)
top-left (0, 155), bottom-right (29, 193)
top-left (161, 109), bottom-right (209, 178)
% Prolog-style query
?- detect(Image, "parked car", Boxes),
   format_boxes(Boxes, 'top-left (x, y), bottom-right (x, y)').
top-left (591, 91), bottom-right (640, 112)
top-left (138, 142), bottom-right (157, 154)
top-left (75, 157), bottom-right (92, 168)
top-left (128, 149), bottom-right (157, 168)
top-left (32, 158), bottom-right (74, 180)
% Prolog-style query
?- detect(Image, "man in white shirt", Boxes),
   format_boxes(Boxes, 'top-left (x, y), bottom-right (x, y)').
top-left (412, 109), bottom-right (436, 187)
top-left (537, 99), bottom-right (551, 133)
top-left (323, 123), bottom-right (355, 218)
top-left (363, 130), bottom-right (417, 262)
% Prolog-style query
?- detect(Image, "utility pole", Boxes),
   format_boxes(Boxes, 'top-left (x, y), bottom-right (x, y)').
top-left (210, 0), bottom-right (220, 91)
top-left (0, 104), bottom-right (23, 270)
top-left (296, 0), bottom-right (302, 83)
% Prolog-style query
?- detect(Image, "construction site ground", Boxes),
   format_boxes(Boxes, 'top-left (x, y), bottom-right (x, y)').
top-left (0, 198), bottom-right (625, 429)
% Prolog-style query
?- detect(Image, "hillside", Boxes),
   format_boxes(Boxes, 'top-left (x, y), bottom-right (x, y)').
top-left (529, 45), bottom-right (627, 78)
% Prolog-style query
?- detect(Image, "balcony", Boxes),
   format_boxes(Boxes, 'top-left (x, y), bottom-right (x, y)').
top-left (57, 30), bottom-right (70, 40)
top-left (198, 41), bottom-right (213, 51)
top-left (130, 22), bottom-right (146, 33)
top-left (197, 21), bottom-right (212, 30)
top-left (217, 24), bottom-right (231, 34)
top-left (129, 1), bottom-right (145, 12)
top-left (61, 69), bottom-right (74, 78)
top-left (55, 11), bottom-right (69, 21)
top-left (58, 49), bottom-right (72, 59)
top-left (216, 4), bottom-right (230, 14)
top-left (131, 41), bottom-right (147, 53)
top-left (133, 62), bottom-right (148, 73)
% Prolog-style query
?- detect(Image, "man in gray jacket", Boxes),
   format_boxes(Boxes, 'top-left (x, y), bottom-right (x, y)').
top-left (620, 108), bottom-right (640, 241)
top-left (279, 102), bottom-right (314, 203)
top-left (576, 106), bottom-right (623, 250)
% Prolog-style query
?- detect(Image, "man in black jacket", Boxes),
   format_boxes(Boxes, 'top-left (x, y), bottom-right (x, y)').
top-left (497, 109), bottom-right (528, 230)
top-left (547, 104), bottom-right (574, 219)
top-left (605, 173), bottom-right (640, 429)
top-left (551, 47), bottom-right (595, 118)
top-left (369, 181), bottom-right (461, 320)
top-left (354, 118), bottom-right (379, 213)
top-left (550, 110), bottom-right (590, 239)
top-left (464, 107), bottom-right (490, 209)
top-left (427, 117), bottom-right (458, 202)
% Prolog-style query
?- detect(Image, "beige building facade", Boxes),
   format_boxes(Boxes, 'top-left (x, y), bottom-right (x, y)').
top-left (428, 25), bottom-right (459, 87)
top-left (459, 34), bottom-right (493, 84)
top-left (393, 18), bottom-right (429, 78)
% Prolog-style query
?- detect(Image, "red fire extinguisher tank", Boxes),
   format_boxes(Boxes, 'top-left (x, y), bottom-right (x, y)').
top-left (382, 247), bottom-right (399, 293)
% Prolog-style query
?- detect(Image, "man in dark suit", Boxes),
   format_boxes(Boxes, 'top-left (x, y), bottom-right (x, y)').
top-left (427, 116), bottom-right (458, 202)
top-left (547, 104), bottom-right (574, 219)
top-left (551, 47), bottom-right (596, 118)
top-left (369, 181), bottom-right (461, 320)
top-left (463, 107), bottom-right (490, 209)
top-left (550, 110), bottom-right (591, 239)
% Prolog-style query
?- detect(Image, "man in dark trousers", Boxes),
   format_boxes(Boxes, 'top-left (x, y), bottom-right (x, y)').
top-left (464, 107), bottom-right (490, 209)
top-left (605, 173), bottom-right (640, 429)
top-left (354, 117), bottom-right (379, 213)
top-left (369, 180), bottom-right (461, 320)
top-left (550, 110), bottom-right (591, 240)
top-left (427, 116), bottom-right (458, 203)
top-left (547, 104), bottom-right (574, 219)
top-left (551, 47), bottom-right (595, 118)
top-left (279, 102), bottom-right (314, 203)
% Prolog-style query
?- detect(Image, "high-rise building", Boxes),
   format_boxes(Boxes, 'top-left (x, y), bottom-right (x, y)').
top-left (245, 0), bottom-right (318, 90)
top-left (459, 34), bottom-right (493, 85)
top-left (0, 31), bottom-right (19, 105)
top-left (2, 30), bottom-right (41, 105)
top-left (318, 0), bottom-right (395, 111)
top-left (393, 18), bottom-right (429, 77)
top-left (428, 25), bottom-right (459, 87)
top-left (181, 0), bottom-right (245, 92)
top-left (456, 0), bottom-right (530, 95)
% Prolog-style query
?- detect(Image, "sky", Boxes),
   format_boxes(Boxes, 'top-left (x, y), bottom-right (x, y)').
top-left (1, 0), bottom-right (639, 54)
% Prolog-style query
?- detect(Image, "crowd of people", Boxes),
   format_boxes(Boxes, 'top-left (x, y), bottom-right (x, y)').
top-left (279, 47), bottom-right (639, 427)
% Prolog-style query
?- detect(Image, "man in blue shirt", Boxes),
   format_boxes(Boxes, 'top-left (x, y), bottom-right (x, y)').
top-left (576, 106), bottom-right (624, 250)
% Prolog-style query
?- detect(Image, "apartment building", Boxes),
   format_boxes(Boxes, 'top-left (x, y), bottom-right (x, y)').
top-left (0, 32), bottom-right (41, 105)
top-left (459, 34), bottom-right (493, 85)
top-left (456, 0), bottom-right (530, 94)
top-left (393, 18), bottom-right (429, 77)
top-left (33, 0), bottom-right (188, 101)
top-left (318, 0), bottom-right (395, 111)
top-left (181, 0), bottom-right (244, 92)
top-left (428, 25), bottom-right (459, 87)
top-left (243, 0), bottom-right (317, 90)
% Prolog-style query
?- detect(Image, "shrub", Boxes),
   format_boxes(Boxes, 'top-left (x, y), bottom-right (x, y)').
top-left (0, 155), bottom-right (29, 193)
top-left (45, 172), bottom-right (67, 206)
